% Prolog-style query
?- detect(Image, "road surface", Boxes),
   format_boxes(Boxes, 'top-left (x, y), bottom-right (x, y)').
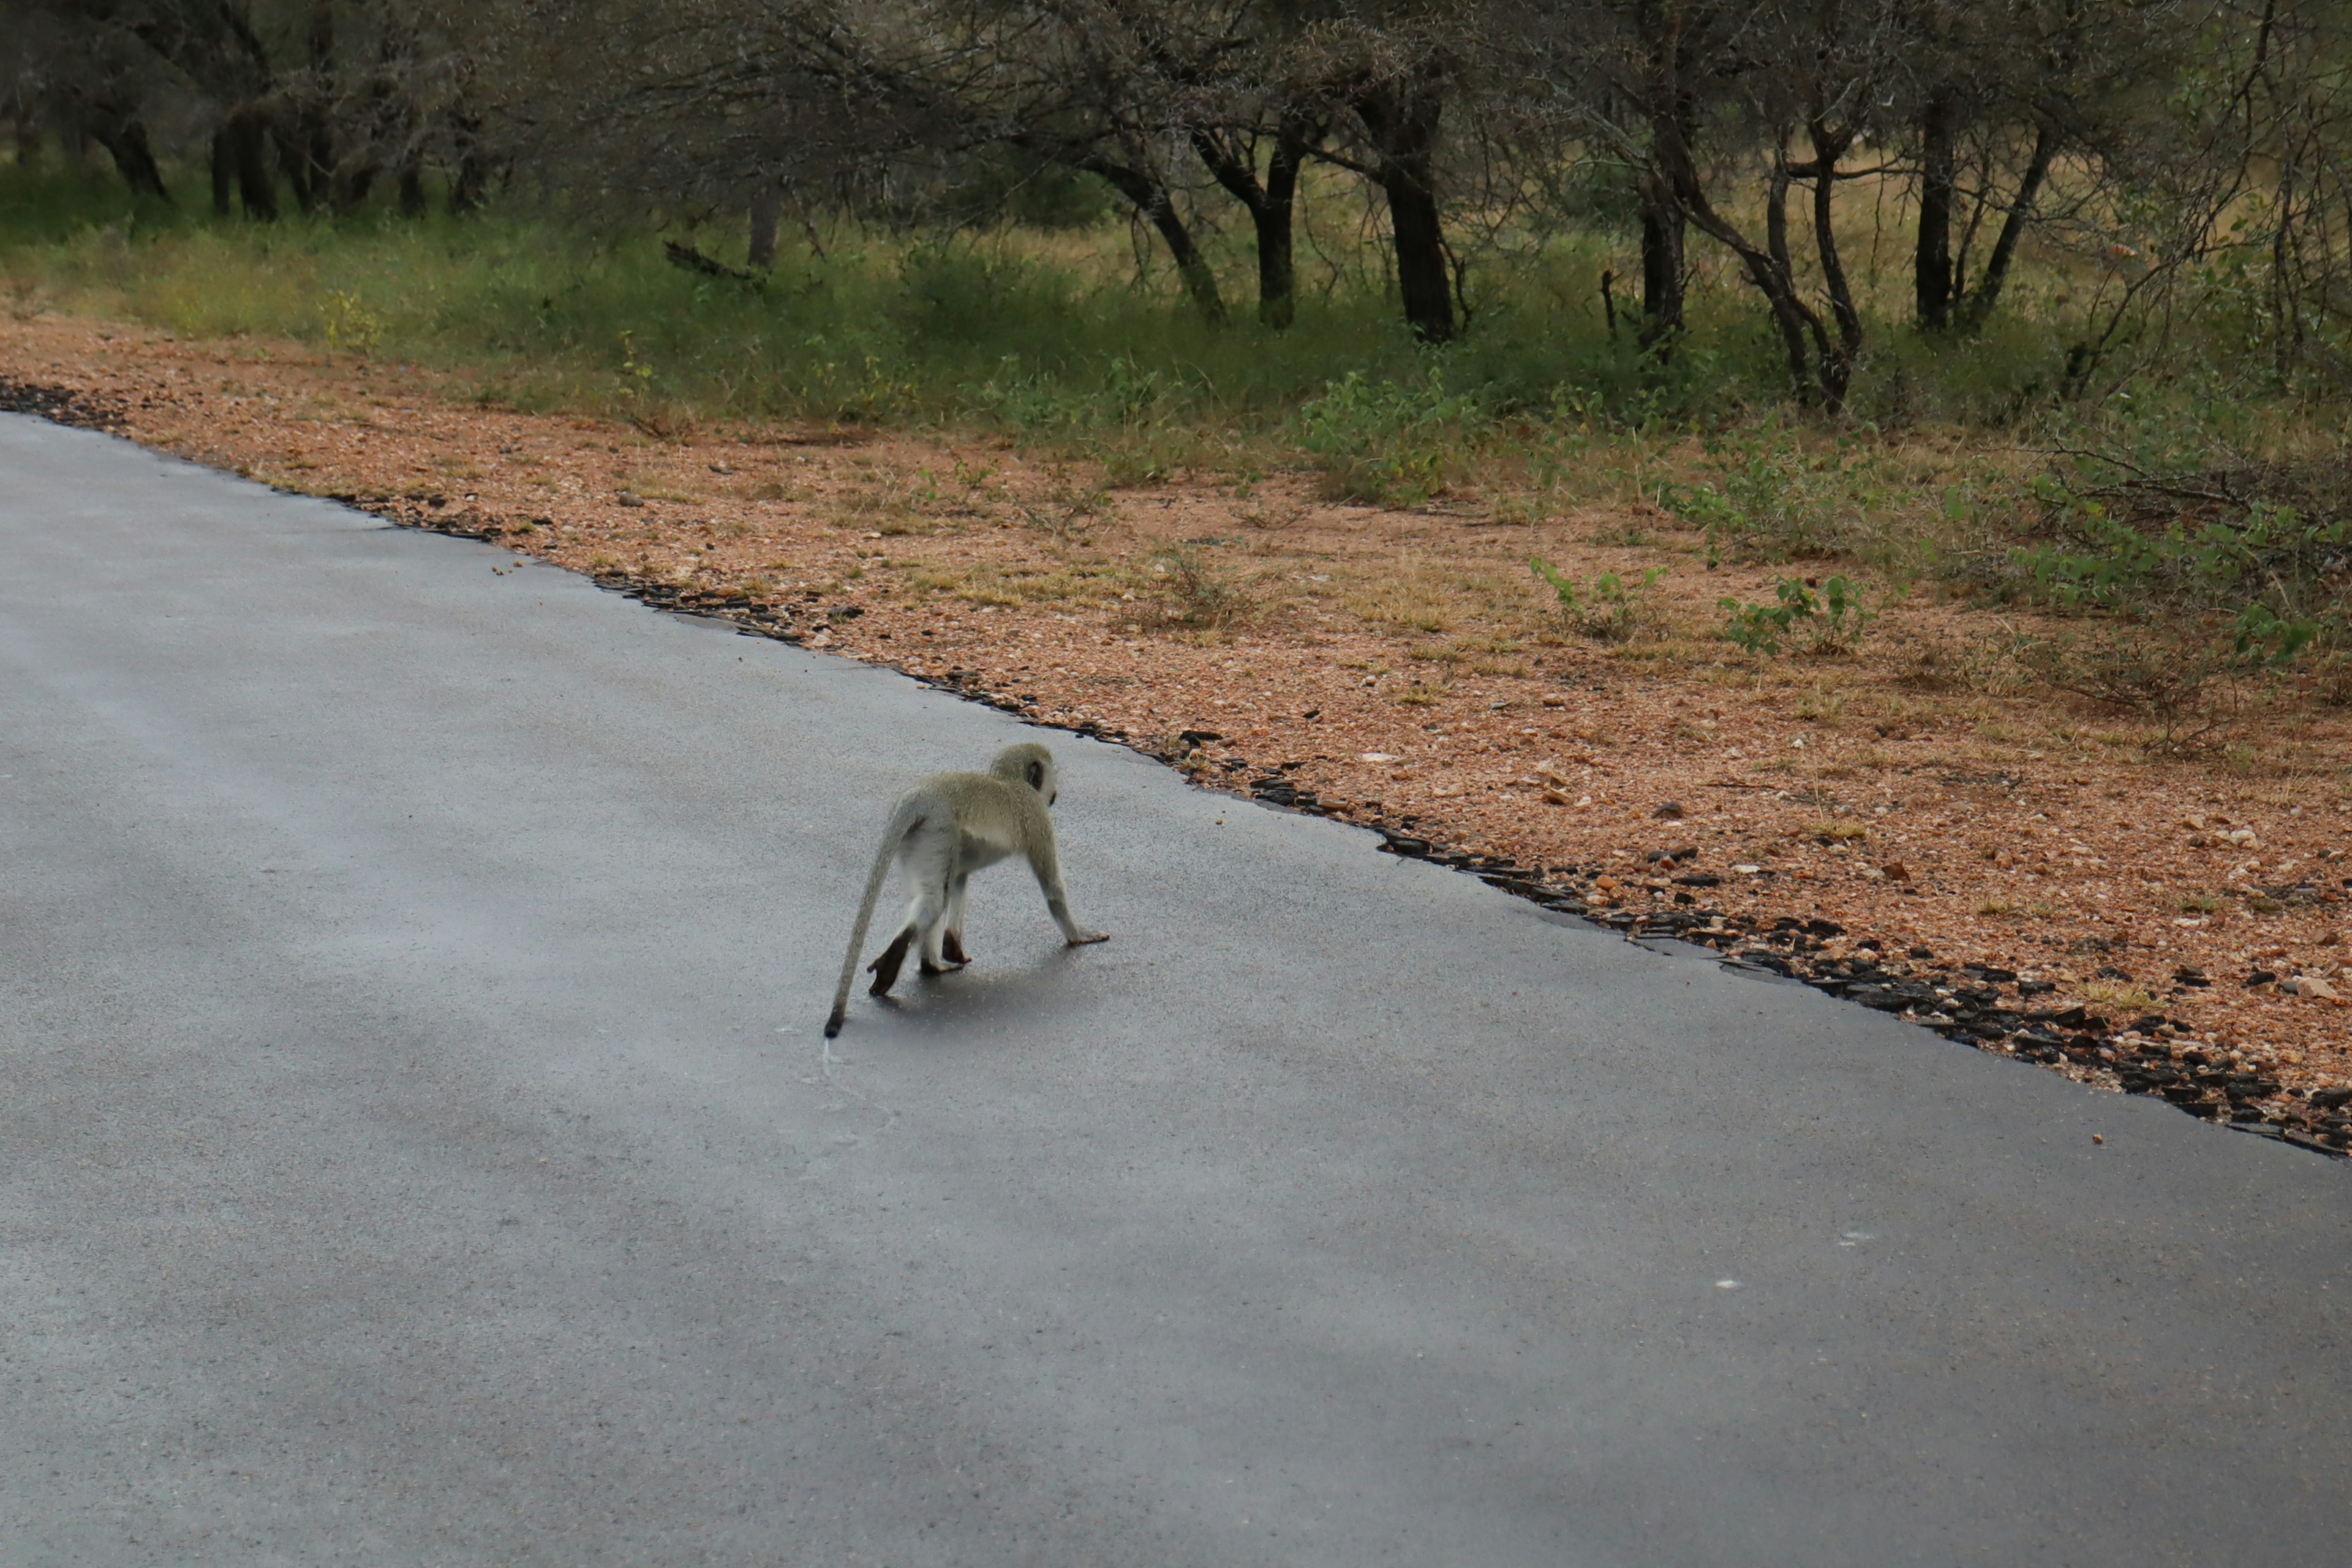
top-left (2, 413), bottom-right (2347, 1566)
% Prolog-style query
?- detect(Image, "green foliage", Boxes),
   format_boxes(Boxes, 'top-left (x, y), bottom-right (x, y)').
top-left (318, 288), bottom-right (385, 355)
top-left (1664, 421), bottom-right (1893, 562)
top-left (1531, 557), bottom-right (1664, 642)
top-left (1719, 575), bottom-right (1877, 655)
top-left (2013, 490), bottom-right (2343, 658)
top-left (1295, 370), bottom-right (1483, 505)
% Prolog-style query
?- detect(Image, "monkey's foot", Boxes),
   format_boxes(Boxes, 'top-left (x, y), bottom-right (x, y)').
top-left (918, 958), bottom-right (969, 977)
top-left (1066, 930), bottom-right (1110, 946)
top-left (940, 932), bottom-right (968, 965)
top-left (866, 929), bottom-right (916, 997)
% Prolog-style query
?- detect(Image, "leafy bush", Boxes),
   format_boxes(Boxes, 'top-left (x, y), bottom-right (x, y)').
top-left (1295, 371), bottom-right (1484, 506)
top-left (1531, 557), bottom-right (1664, 641)
top-left (2005, 627), bottom-right (2256, 748)
top-left (1665, 422), bottom-right (1891, 562)
top-left (1719, 575), bottom-right (1877, 655)
top-left (2013, 489), bottom-right (2346, 660)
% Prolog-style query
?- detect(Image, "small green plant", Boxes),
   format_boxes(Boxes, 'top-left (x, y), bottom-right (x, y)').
top-left (1139, 545), bottom-right (1251, 630)
top-left (1719, 575), bottom-right (1876, 655)
top-left (616, 328), bottom-right (655, 399)
top-left (2082, 981), bottom-right (2158, 1010)
top-left (319, 290), bottom-right (385, 355)
top-left (1531, 558), bottom-right (1664, 642)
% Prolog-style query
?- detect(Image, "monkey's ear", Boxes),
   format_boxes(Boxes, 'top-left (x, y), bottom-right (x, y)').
top-left (1025, 758), bottom-right (1046, 793)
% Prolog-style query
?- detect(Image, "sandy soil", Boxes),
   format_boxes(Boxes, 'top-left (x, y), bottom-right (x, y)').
top-left (5, 314), bottom-right (2346, 1152)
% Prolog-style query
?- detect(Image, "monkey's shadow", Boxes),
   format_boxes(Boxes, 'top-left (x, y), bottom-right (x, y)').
top-left (861, 944), bottom-right (1102, 1044)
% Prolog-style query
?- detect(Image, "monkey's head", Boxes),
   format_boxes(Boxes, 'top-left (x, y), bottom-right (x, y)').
top-left (989, 742), bottom-right (1060, 806)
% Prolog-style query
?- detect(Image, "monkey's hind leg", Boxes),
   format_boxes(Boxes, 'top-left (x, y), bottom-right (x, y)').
top-left (895, 824), bottom-right (962, 978)
top-left (865, 924), bottom-right (916, 997)
top-left (939, 871), bottom-right (972, 967)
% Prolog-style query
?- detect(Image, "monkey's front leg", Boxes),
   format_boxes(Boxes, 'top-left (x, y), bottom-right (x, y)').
top-left (1036, 867), bottom-right (1109, 946)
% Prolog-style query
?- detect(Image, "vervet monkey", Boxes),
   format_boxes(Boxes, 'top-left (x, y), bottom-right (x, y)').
top-left (824, 742), bottom-right (1108, 1038)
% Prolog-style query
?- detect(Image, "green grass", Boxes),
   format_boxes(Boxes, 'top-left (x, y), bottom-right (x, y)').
top-left (0, 159), bottom-right (2059, 446)
top-left (6, 158), bottom-right (2348, 670)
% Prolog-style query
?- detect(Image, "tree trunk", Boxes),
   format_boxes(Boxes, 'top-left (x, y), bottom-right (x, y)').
top-left (748, 185), bottom-right (781, 270)
top-left (275, 126), bottom-right (316, 211)
top-left (1631, 8), bottom-right (1698, 358)
top-left (1257, 126), bottom-right (1308, 328)
top-left (225, 107), bottom-right (278, 219)
top-left (292, 0), bottom-right (335, 213)
top-left (449, 148), bottom-right (491, 215)
top-left (1192, 121), bottom-right (1312, 329)
top-left (443, 89), bottom-right (491, 215)
top-left (1351, 79), bottom-right (1454, 343)
top-left (1082, 154), bottom-right (1226, 323)
top-left (1956, 123), bottom-right (2056, 332)
top-left (338, 162), bottom-right (382, 209)
top-left (87, 116), bottom-right (171, 202)
top-left (1915, 92), bottom-right (1959, 331)
top-left (397, 159), bottom-right (426, 217)
top-left (1638, 173), bottom-right (1685, 349)
top-left (1758, 157), bottom-right (1819, 401)
top-left (1807, 121), bottom-right (1862, 409)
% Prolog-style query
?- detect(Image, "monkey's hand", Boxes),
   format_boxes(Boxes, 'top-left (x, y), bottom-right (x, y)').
top-left (1066, 930), bottom-right (1110, 946)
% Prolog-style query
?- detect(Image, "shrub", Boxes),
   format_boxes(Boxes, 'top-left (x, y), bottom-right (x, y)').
top-left (1138, 546), bottom-right (1251, 630)
top-left (1531, 557), bottom-right (1664, 642)
top-left (1665, 421), bottom-right (1891, 562)
top-left (1295, 371), bottom-right (1483, 506)
top-left (1719, 575), bottom-right (1876, 655)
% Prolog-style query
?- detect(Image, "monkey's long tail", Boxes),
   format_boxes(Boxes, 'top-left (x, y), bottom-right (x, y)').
top-left (824, 801), bottom-right (921, 1039)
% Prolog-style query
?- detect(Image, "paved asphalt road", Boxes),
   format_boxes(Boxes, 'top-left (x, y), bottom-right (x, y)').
top-left (2, 412), bottom-right (2348, 1567)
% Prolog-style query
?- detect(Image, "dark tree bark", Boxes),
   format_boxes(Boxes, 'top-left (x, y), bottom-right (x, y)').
top-left (1349, 77), bottom-right (1453, 343)
top-left (287, 1), bottom-right (336, 214)
top-left (1915, 91), bottom-right (1959, 331)
top-left (224, 106), bottom-right (278, 219)
top-left (748, 184), bottom-right (781, 268)
top-left (1638, 173), bottom-right (1684, 349)
top-left (1080, 152), bottom-right (1226, 323)
top-left (397, 159), bottom-right (426, 217)
top-left (448, 104), bottom-right (492, 214)
top-left (274, 124), bottom-right (315, 211)
top-left (1193, 118), bottom-right (1316, 328)
top-left (1806, 121), bottom-right (1863, 407)
top-left (1956, 122), bottom-right (2056, 331)
top-left (1627, 2), bottom-right (1704, 356)
top-left (85, 113), bottom-right (171, 202)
